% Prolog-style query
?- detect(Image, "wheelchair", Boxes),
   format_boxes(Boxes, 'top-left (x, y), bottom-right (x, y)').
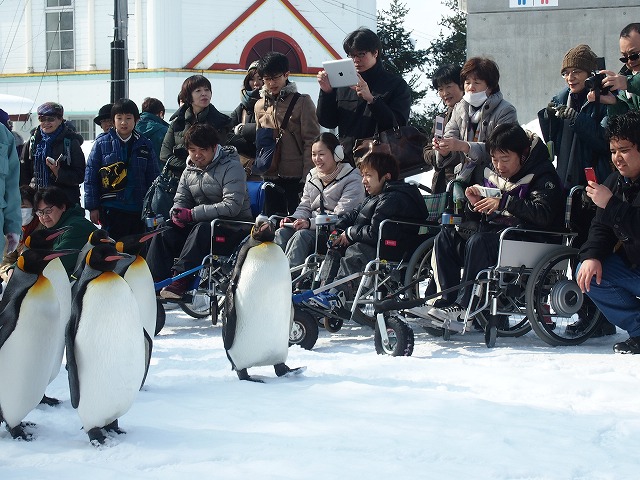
top-left (370, 186), bottom-right (605, 354)
top-left (289, 186), bottom-right (447, 353)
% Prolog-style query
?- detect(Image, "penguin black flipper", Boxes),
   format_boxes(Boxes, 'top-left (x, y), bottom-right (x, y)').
top-left (222, 237), bottom-right (258, 351)
top-left (140, 328), bottom-right (153, 390)
top-left (0, 271), bottom-right (38, 349)
top-left (66, 267), bottom-right (102, 409)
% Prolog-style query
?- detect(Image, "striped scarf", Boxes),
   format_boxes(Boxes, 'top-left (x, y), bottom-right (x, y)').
top-left (33, 124), bottom-right (64, 188)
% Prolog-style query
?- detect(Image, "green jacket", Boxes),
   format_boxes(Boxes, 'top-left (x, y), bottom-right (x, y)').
top-left (607, 72), bottom-right (640, 116)
top-left (136, 112), bottom-right (169, 165)
top-left (53, 204), bottom-right (97, 276)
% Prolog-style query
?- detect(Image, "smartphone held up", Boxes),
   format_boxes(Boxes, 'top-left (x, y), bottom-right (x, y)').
top-left (584, 167), bottom-right (597, 184)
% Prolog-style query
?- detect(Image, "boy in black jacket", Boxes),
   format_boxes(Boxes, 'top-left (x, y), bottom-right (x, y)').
top-left (304, 151), bottom-right (428, 311)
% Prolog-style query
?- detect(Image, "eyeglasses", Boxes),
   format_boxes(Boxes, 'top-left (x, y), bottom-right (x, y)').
top-left (261, 74), bottom-right (284, 82)
top-left (561, 69), bottom-right (585, 78)
top-left (619, 52), bottom-right (640, 63)
top-left (348, 51), bottom-right (368, 59)
top-left (35, 206), bottom-right (56, 217)
top-left (38, 115), bottom-right (59, 123)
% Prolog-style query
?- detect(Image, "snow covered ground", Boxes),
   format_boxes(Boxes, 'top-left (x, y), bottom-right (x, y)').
top-left (1, 303), bottom-right (639, 480)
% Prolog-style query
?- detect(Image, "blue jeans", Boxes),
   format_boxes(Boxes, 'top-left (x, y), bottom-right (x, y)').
top-left (579, 253), bottom-right (640, 337)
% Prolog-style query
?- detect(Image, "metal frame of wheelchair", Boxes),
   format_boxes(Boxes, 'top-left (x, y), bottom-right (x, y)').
top-left (372, 186), bottom-right (604, 354)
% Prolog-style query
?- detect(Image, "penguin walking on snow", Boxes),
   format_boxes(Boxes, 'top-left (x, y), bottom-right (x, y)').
top-left (0, 249), bottom-right (76, 440)
top-left (113, 227), bottom-right (169, 387)
top-left (21, 226), bottom-right (74, 406)
top-left (224, 217), bottom-right (304, 382)
top-left (66, 243), bottom-right (145, 446)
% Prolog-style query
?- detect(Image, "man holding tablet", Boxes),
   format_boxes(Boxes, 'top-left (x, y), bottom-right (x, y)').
top-left (316, 27), bottom-right (412, 165)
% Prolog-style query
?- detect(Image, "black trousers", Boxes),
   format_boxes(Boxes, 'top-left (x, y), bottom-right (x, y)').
top-left (100, 207), bottom-right (144, 241)
top-left (146, 221), bottom-right (212, 282)
top-left (434, 227), bottom-right (500, 307)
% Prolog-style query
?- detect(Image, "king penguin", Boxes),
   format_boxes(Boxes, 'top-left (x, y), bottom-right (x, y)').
top-left (224, 217), bottom-right (303, 382)
top-left (70, 229), bottom-right (115, 289)
top-left (0, 249), bottom-right (75, 440)
top-left (113, 227), bottom-right (169, 387)
top-left (22, 226), bottom-right (75, 406)
top-left (66, 243), bottom-right (145, 446)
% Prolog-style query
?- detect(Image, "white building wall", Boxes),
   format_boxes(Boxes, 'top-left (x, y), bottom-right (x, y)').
top-left (0, 0), bottom-right (376, 138)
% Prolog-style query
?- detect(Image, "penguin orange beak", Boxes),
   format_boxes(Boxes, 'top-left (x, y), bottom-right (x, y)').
top-left (139, 225), bottom-right (171, 243)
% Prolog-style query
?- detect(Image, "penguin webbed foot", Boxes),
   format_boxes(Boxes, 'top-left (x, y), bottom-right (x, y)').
top-left (274, 363), bottom-right (306, 377)
top-left (104, 419), bottom-right (126, 435)
top-left (39, 394), bottom-right (61, 407)
top-left (236, 368), bottom-right (264, 383)
top-left (87, 427), bottom-right (107, 447)
top-left (7, 422), bottom-right (35, 441)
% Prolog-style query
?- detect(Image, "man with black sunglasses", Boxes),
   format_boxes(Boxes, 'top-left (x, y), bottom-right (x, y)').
top-left (596, 23), bottom-right (640, 115)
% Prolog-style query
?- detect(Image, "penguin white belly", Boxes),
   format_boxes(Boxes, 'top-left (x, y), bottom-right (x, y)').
top-left (0, 277), bottom-right (60, 428)
top-left (228, 243), bottom-right (292, 370)
top-left (123, 257), bottom-right (157, 339)
top-left (43, 258), bottom-right (71, 384)
top-left (74, 273), bottom-right (145, 431)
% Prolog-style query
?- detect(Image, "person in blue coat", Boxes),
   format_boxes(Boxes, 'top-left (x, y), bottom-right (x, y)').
top-left (0, 123), bottom-right (21, 257)
top-left (84, 99), bottom-right (160, 240)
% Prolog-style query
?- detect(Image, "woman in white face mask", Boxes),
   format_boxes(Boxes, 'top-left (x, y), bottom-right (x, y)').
top-left (0, 185), bottom-right (44, 282)
top-left (433, 57), bottom-right (518, 184)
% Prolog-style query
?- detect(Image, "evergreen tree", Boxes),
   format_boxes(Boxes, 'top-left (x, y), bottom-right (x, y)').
top-left (377, 0), bottom-right (429, 108)
top-left (423, 0), bottom-right (467, 132)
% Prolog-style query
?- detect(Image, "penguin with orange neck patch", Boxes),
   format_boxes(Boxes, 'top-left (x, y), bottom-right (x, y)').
top-left (0, 248), bottom-right (77, 440)
top-left (224, 217), bottom-right (304, 382)
top-left (66, 243), bottom-right (145, 446)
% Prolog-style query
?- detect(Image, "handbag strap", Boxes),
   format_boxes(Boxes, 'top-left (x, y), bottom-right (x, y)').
top-left (278, 93), bottom-right (301, 137)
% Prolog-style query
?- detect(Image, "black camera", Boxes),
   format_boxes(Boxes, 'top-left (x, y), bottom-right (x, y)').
top-left (172, 145), bottom-right (188, 160)
top-left (584, 73), bottom-right (611, 95)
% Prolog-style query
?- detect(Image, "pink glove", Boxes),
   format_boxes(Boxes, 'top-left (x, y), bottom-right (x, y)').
top-left (5, 232), bottom-right (20, 254)
top-left (171, 207), bottom-right (193, 228)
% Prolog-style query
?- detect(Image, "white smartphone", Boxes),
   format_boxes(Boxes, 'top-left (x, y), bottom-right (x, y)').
top-left (434, 115), bottom-right (445, 138)
top-left (475, 185), bottom-right (502, 198)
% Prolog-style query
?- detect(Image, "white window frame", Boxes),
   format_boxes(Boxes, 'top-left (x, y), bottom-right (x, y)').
top-left (45, 0), bottom-right (75, 71)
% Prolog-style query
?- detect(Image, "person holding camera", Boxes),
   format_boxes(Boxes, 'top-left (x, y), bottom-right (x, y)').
top-left (590, 23), bottom-right (640, 116)
top-left (538, 44), bottom-right (617, 338)
top-left (538, 44), bottom-right (612, 189)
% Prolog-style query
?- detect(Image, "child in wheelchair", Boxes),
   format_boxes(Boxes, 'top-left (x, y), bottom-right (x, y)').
top-left (411, 123), bottom-right (565, 329)
top-left (302, 149), bottom-right (428, 318)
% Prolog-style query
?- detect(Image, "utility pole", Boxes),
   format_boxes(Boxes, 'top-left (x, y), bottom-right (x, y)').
top-left (110, 0), bottom-right (129, 102)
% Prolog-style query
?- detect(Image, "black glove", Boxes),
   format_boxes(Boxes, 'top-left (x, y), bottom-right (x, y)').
top-left (555, 105), bottom-right (578, 122)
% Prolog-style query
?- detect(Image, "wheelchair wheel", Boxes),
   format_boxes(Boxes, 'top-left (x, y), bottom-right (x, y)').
top-left (323, 316), bottom-right (343, 333)
top-left (290, 308), bottom-right (319, 350)
top-left (374, 314), bottom-right (414, 356)
top-left (178, 266), bottom-right (213, 319)
top-left (525, 247), bottom-right (602, 346)
top-left (403, 237), bottom-right (436, 299)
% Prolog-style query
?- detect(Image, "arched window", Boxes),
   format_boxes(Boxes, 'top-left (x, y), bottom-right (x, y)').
top-left (244, 37), bottom-right (302, 73)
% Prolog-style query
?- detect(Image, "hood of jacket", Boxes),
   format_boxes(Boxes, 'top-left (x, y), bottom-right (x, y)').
top-left (185, 145), bottom-right (239, 172)
top-left (259, 81), bottom-right (298, 104)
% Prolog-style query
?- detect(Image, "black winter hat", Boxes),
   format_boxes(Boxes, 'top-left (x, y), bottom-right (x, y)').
top-left (93, 103), bottom-right (113, 125)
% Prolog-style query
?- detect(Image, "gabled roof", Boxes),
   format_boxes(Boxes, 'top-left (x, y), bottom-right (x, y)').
top-left (185, 0), bottom-right (342, 71)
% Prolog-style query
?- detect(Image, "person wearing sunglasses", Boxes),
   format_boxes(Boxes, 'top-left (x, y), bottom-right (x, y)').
top-left (595, 23), bottom-right (640, 117)
top-left (20, 102), bottom-right (86, 207)
top-left (537, 44), bottom-right (616, 338)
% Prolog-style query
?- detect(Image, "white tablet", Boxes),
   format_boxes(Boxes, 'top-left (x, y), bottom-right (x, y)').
top-left (322, 58), bottom-right (359, 88)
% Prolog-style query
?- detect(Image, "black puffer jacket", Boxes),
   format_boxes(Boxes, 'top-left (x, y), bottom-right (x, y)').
top-left (579, 172), bottom-right (640, 267)
top-left (159, 103), bottom-right (231, 176)
top-left (335, 181), bottom-right (428, 247)
top-left (316, 60), bottom-right (411, 162)
top-left (465, 132), bottom-right (564, 231)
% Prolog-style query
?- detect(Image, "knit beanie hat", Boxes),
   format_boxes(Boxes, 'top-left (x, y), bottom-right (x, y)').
top-left (561, 44), bottom-right (597, 74)
top-left (37, 101), bottom-right (64, 118)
